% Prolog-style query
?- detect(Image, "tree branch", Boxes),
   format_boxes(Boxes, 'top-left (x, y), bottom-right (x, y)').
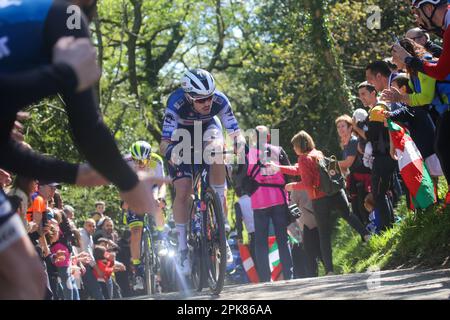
top-left (207, 0), bottom-right (225, 71)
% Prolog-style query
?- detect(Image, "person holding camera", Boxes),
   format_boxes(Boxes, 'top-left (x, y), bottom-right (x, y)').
top-left (236, 125), bottom-right (293, 282)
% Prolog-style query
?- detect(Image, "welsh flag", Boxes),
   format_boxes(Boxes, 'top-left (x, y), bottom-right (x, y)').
top-left (268, 236), bottom-right (283, 281)
top-left (387, 120), bottom-right (436, 209)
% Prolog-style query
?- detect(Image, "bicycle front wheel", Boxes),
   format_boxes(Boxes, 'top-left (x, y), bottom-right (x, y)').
top-left (203, 187), bottom-right (227, 295)
top-left (143, 231), bottom-right (156, 295)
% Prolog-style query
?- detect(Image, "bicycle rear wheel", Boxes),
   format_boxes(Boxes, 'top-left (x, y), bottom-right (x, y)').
top-left (203, 187), bottom-right (227, 295)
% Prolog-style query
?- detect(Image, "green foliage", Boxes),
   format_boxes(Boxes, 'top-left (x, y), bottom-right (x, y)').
top-left (20, 1), bottom-right (448, 272)
top-left (60, 185), bottom-right (122, 228)
top-left (332, 180), bottom-right (450, 274)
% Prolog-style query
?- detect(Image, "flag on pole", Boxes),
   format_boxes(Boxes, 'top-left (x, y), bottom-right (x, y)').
top-left (268, 236), bottom-right (283, 281)
top-left (387, 119), bottom-right (436, 209)
top-left (238, 243), bottom-right (259, 283)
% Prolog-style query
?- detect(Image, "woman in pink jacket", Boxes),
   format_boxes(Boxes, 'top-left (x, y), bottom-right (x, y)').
top-left (243, 126), bottom-right (293, 282)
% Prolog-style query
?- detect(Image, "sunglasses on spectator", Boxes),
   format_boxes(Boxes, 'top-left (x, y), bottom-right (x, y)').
top-left (410, 34), bottom-right (424, 42)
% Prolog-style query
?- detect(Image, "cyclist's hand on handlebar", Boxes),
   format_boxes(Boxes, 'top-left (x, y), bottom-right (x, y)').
top-left (52, 37), bottom-right (101, 93)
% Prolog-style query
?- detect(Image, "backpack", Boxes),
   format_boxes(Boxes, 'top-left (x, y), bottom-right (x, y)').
top-left (242, 158), bottom-right (285, 196)
top-left (315, 155), bottom-right (345, 196)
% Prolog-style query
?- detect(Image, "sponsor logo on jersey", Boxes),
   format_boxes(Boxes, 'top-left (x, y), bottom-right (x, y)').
top-left (0, 0), bottom-right (22, 9)
top-left (0, 192), bottom-right (12, 218)
top-left (0, 37), bottom-right (11, 60)
top-left (214, 96), bottom-right (224, 104)
top-left (164, 113), bottom-right (176, 124)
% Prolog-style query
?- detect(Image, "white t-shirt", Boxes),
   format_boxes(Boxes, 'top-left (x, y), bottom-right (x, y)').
top-left (237, 195), bottom-right (255, 234)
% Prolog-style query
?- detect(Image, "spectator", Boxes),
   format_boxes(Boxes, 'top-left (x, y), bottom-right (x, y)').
top-left (357, 81), bottom-right (378, 110)
top-left (93, 245), bottom-right (115, 300)
top-left (237, 125), bottom-right (293, 282)
top-left (92, 201), bottom-right (106, 225)
top-left (384, 74), bottom-right (444, 203)
top-left (53, 189), bottom-right (63, 210)
top-left (365, 61), bottom-right (399, 230)
top-left (234, 187), bottom-right (257, 272)
top-left (393, 0), bottom-right (450, 206)
top-left (270, 130), bottom-right (370, 276)
top-left (290, 190), bottom-right (322, 278)
top-left (381, 39), bottom-right (447, 201)
top-left (45, 224), bottom-right (79, 300)
top-left (7, 176), bottom-right (37, 231)
top-left (354, 82), bottom-right (378, 142)
top-left (115, 230), bottom-right (133, 298)
top-left (78, 219), bottom-right (104, 300)
top-left (94, 216), bottom-right (118, 244)
top-left (336, 115), bottom-right (372, 226)
top-left (0, 168), bottom-right (12, 189)
top-left (30, 181), bottom-right (59, 258)
top-left (63, 205), bottom-right (77, 230)
top-left (384, 57), bottom-right (400, 73)
top-left (364, 193), bottom-right (381, 235)
top-left (405, 27), bottom-right (442, 58)
top-left (352, 108), bottom-right (370, 160)
top-left (70, 229), bottom-right (90, 297)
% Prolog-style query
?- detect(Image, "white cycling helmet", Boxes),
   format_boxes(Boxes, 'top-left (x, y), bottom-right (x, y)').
top-left (412, 0), bottom-right (447, 8)
top-left (181, 69), bottom-right (216, 98)
top-left (353, 108), bottom-right (369, 123)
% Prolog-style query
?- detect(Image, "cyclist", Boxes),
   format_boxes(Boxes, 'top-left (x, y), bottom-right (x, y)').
top-left (0, 0), bottom-right (159, 298)
top-left (123, 141), bottom-right (168, 290)
top-left (160, 69), bottom-right (245, 275)
top-left (0, 0), bottom-right (157, 214)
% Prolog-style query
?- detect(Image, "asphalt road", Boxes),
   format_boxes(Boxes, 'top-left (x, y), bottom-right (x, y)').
top-left (129, 268), bottom-right (450, 300)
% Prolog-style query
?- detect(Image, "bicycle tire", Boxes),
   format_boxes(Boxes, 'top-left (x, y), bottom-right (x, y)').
top-left (143, 230), bottom-right (156, 295)
top-left (203, 187), bottom-right (227, 295)
top-left (188, 200), bottom-right (206, 292)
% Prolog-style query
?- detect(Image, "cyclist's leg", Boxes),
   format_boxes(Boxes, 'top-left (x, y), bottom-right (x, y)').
top-left (126, 211), bottom-right (144, 266)
top-left (0, 192), bottom-right (46, 299)
top-left (204, 117), bottom-right (227, 215)
top-left (172, 177), bottom-right (192, 252)
top-left (151, 203), bottom-right (169, 256)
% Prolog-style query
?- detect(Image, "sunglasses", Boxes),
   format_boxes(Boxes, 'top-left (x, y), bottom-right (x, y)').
top-left (189, 94), bottom-right (213, 103)
top-left (135, 159), bottom-right (149, 166)
top-left (410, 34), bottom-right (424, 42)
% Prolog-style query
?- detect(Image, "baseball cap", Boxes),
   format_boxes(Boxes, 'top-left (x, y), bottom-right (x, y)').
top-left (38, 180), bottom-right (61, 187)
top-left (63, 205), bottom-right (75, 213)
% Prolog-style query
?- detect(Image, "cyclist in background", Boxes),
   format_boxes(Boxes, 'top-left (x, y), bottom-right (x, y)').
top-left (123, 141), bottom-right (168, 290)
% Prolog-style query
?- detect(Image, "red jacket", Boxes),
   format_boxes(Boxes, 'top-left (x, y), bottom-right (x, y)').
top-left (422, 6), bottom-right (450, 80)
top-left (279, 149), bottom-right (327, 201)
top-left (93, 260), bottom-right (114, 282)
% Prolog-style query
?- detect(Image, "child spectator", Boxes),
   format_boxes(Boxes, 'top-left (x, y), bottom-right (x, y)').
top-left (93, 245), bottom-right (115, 300)
top-left (364, 193), bottom-right (381, 235)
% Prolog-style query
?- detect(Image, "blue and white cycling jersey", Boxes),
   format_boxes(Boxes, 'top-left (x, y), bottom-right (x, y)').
top-left (162, 88), bottom-right (240, 141)
top-left (0, 0), bottom-right (54, 73)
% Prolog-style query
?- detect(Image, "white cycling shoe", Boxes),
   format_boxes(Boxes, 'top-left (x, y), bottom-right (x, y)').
top-left (225, 240), bottom-right (233, 264)
top-left (176, 249), bottom-right (191, 276)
